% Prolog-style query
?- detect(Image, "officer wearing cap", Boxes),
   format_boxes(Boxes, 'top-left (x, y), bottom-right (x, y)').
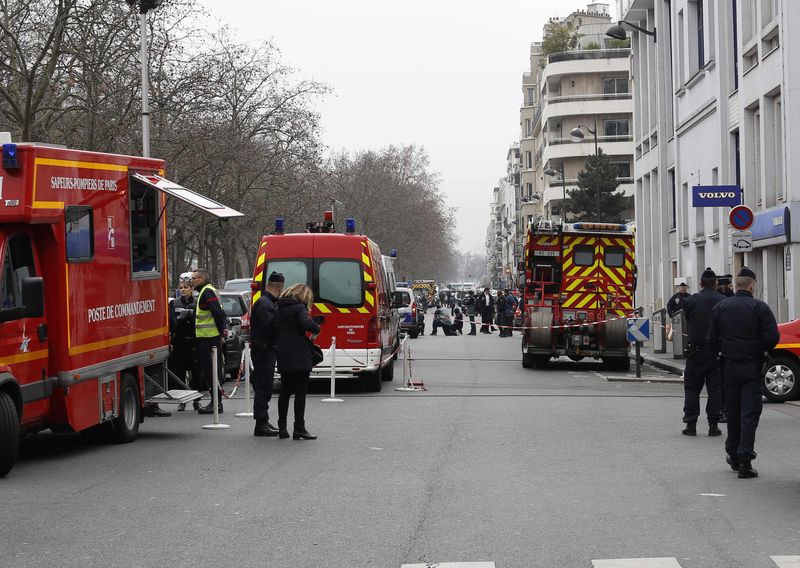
top-left (667, 282), bottom-right (690, 318)
top-left (708, 267), bottom-right (780, 478)
top-left (249, 271), bottom-right (284, 437)
top-left (681, 268), bottom-right (725, 436)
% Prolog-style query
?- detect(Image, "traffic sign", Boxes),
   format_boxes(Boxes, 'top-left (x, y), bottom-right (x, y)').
top-left (627, 318), bottom-right (650, 342)
top-left (731, 230), bottom-right (753, 253)
top-left (729, 205), bottom-right (754, 231)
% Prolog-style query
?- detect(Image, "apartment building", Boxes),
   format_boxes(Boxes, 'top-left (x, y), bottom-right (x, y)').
top-left (621, 0), bottom-right (800, 322)
top-left (520, 3), bottom-right (635, 229)
top-left (486, 144), bottom-right (521, 288)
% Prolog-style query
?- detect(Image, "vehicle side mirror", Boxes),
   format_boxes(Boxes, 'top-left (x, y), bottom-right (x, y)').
top-left (22, 277), bottom-right (44, 317)
top-left (230, 317), bottom-right (242, 326)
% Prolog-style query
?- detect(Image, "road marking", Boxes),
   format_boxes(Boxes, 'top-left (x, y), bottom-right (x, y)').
top-left (401, 563), bottom-right (495, 568)
top-left (592, 559), bottom-right (682, 568)
top-left (772, 557), bottom-right (800, 568)
top-left (699, 493), bottom-right (726, 497)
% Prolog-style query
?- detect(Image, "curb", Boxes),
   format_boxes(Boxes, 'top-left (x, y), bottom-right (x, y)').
top-left (641, 354), bottom-right (685, 377)
top-left (605, 375), bottom-right (683, 384)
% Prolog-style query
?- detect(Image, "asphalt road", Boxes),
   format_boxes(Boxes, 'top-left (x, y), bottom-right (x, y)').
top-left (3, 326), bottom-right (800, 568)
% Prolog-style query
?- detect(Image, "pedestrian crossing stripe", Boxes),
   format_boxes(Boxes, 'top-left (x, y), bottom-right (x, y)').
top-left (401, 564), bottom-right (495, 568)
top-left (772, 557), bottom-right (800, 568)
top-left (591, 558), bottom-right (800, 567)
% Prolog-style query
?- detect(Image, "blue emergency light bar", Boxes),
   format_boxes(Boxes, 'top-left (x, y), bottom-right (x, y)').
top-left (390, 249), bottom-right (397, 258)
top-left (274, 217), bottom-right (285, 234)
top-left (345, 218), bottom-right (356, 233)
top-left (2, 144), bottom-right (18, 169)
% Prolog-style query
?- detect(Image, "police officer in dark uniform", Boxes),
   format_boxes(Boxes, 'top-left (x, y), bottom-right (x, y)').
top-left (681, 268), bottom-right (725, 436)
top-left (666, 282), bottom-right (690, 318)
top-left (250, 272), bottom-right (284, 437)
top-left (708, 267), bottom-right (780, 478)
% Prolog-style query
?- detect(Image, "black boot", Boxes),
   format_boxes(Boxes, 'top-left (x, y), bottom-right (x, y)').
top-left (726, 454), bottom-right (739, 471)
top-left (254, 419), bottom-right (278, 437)
top-left (738, 460), bottom-right (758, 478)
top-left (198, 391), bottom-right (223, 414)
top-left (708, 423), bottom-right (722, 436)
top-left (682, 422), bottom-right (697, 436)
top-left (718, 409), bottom-right (727, 423)
top-left (278, 422), bottom-right (290, 439)
top-left (293, 423), bottom-right (317, 440)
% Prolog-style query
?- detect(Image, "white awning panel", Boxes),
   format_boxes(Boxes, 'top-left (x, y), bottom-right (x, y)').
top-left (131, 173), bottom-right (244, 219)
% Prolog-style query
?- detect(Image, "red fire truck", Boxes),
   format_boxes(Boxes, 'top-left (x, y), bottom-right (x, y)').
top-left (250, 214), bottom-right (399, 391)
top-left (521, 220), bottom-right (635, 370)
top-left (0, 140), bottom-right (241, 477)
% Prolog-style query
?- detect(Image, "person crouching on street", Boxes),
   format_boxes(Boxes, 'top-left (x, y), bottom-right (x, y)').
top-left (276, 283), bottom-right (321, 440)
top-left (431, 306), bottom-right (456, 336)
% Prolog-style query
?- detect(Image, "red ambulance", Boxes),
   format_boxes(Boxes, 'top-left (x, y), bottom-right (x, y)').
top-left (0, 140), bottom-right (241, 477)
top-left (250, 214), bottom-right (399, 391)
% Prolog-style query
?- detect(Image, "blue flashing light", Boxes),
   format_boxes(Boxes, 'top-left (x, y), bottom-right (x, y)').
top-left (345, 218), bottom-right (356, 233)
top-left (2, 144), bottom-right (18, 170)
top-left (274, 217), bottom-right (285, 234)
top-left (390, 249), bottom-right (397, 258)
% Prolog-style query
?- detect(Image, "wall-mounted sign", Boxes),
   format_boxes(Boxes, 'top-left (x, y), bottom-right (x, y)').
top-left (692, 185), bottom-right (742, 207)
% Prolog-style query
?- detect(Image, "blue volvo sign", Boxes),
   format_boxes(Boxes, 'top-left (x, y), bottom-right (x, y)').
top-left (692, 185), bottom-right (742, 207)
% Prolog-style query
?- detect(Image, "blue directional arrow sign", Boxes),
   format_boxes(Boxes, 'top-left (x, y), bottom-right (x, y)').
top-left (627, 318), bottom-right (650, 342)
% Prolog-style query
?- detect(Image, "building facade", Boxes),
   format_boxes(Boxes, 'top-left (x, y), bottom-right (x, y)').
top-left (621, 0), bottom-right (800, 322)
top-left (486, 144), bottom-right (521, 288)
top-left (519, 3), bottom-right (635, 230)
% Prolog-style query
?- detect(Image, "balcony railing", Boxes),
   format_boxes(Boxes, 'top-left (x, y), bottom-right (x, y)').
top-left (546, 92), bottom-right (632, 104)
top-left (548, 48), bottom-right (631, 64)
top-left (547, 176), bottom-right (633, 188)
top-left (547, 135), bottom-right (633, 146)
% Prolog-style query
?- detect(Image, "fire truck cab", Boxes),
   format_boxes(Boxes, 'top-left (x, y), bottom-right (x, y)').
top-left (521, 220), bottom-right (635, 370)
top-left (0, 140), bottom-right (241, 477)
top-left (250, 214), bottom-right (399, 392)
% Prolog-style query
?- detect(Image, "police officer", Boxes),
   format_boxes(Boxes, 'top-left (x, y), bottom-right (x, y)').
top-left (708, 267), bottom-right (780, 478)
top-left (681, 268), bottom-right (725, 436)
top-left (250, 272), bottom-right (284, 437)
top-left (666, 282), bottom-right (690, 318)
top-left (191, 269), bottom-right (229, 415)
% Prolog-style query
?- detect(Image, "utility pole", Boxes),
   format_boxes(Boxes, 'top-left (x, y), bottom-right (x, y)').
top-left (127, 0), bottom-right (162, 158)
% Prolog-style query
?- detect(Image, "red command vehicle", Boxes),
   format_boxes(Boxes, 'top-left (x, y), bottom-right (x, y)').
top-left (250, 214), bottom-right (399, 391)
top-left (521, 220), bottom-right (635, 371)
top-left (0, 141), bottom-right (241, 477)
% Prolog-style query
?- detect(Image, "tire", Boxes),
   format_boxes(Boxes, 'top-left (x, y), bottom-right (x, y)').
top-left (365, 365), bottom-right (382, 392)
top-left (0, 391), bottom-right (20, 478)
top-left (113, 373), bottom-right (141, 443)
top-left (409, 329), bottom-right (419, 339)
top-left (762, 356), bottom-right (800, 402)
top-left (522, 353), bottom-right (534, 369)
top-left (533, 355), bottom-right (550, 369)
top-left (382, 360), bottom-right (395, 382)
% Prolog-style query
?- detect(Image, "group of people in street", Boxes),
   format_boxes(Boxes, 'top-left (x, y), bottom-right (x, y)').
top-left (677, 266), bottom-right (779, 479)
top-left (166, 270), bottom-right (320, 440)
top-left (459, 288), bottom-right (518, 336)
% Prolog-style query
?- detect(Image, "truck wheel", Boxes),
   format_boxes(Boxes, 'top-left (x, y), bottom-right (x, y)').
top-left (533, 355), bottom-right (550, 369)
top-left (522, 353), bottom-right (534, 368)
top-left (113, 373), bottom-right (141, 443)
top-left (365, 366), bottom-right (382, 392)
top-left (762, 357), bottom-right (800, 402)
top-left (0, 391), bottom-right (20, 478)
top-left (382, 360), bottom-right (395, 382)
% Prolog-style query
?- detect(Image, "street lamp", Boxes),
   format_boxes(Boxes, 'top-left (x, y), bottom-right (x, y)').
top-left (126, 0), bottom-right (163, 158)
top-left (544, 162), bottom-right (567, 222)
top-left (569, 119), bottom-right (601, 219)
top-left (606, 20), bottom-right (657, 43)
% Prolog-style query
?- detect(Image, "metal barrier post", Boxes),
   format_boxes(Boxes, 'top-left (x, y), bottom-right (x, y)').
top-left (203, 346), bottom-right (231, 430)
top-left (321, 336), bottom-right (343, 403)
top-left (235, 342), bottom-right (254, 418)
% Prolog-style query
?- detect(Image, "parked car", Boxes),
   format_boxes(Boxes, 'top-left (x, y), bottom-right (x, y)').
top-left (223, 278), bottom-right (252, 292)
top-left (218, 289), bottom-right (252, 379)
top-left (392, 286), bottom-right (422, 339)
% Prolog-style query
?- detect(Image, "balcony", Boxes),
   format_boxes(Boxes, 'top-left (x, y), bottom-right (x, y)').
top-left (547, 48), bottom-right (630, 64)
top-left (543, 96), bottom-right (633, 124)
top-left (543, 138), bottom-right (634, 164)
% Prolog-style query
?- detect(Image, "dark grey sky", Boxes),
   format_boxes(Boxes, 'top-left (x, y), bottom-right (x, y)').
top-left (198, 0), bottom-right (606, 253)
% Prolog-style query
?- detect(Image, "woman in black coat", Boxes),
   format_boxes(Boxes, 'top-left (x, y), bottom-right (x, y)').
top-left (276, 283), bottom-right (321, 440)
top-left (168, 279), bottom-right (198, 411)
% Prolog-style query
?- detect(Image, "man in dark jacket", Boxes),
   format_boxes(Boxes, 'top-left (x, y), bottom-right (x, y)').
top-left (431, 307), bottom-right (456, 336)
top-left (250, 271), bottom-right (284, 437)
top-left (708, 267), bottom-right (780, 478)
top-left (478, 287), bottom-right (494, 333)
top-left (681, 268), bottom-right (725, 437)
top-left (667, 282), bottom-right (690, 317)
top-left (463, 291), bottom-right (477, 335)
top-left (503, 289), bottom-right (519, 337)
top-left (191, 269), bottom-right (229, 415)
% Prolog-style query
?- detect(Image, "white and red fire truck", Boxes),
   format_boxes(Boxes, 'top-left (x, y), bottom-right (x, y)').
top-left (0, 139), bottom-right (241, 477)
top-left (521, 220), bottom-right (635, 370)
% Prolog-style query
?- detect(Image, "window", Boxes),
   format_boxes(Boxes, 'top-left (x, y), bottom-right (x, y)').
top-left (265, 260), bottom-right (309, 289)
top-left (602, 77), bottom-right (629, 95)
top-left (612, 161), bottom-right (632, 178)
top-left (525, 151), bottom-right (532, 169)
top-left (731, 0), bottom-right (739, 90)
top-left (0, 235), bottom-right (35, 312)
top-left (525, 119), bottom-right (532, 137)
top-left (526, 88), bottom-right (535, 105)
top-left (318, 260), bottom-right (362, 306)
top-left (573, 245), bottom-right (595, 266)
top-left (391, 291), bottom-right (411, 307)
top-left (526, 182), bottom-right (533, 198)
top-left (66, 206), bottom-right (93, 262)
top-left (130, 179), bottom-right (160, 275)
top-left (696, 0), bottom-right (705, 69)
top-left (669, 169), bottom-right (677, 230)
top-left (604, 246), bottom-right (625, 268)
top-left (219, 294), bottom-right (245, 317)
top-left (604, 119), bottom-right (630, 137)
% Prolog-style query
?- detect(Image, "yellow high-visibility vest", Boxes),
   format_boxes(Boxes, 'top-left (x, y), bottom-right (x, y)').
top-left (195, 284), bottom-right (220, 338)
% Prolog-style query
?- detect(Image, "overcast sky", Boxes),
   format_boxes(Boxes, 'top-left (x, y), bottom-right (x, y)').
top-left (197, 0), bottom-right (610, 254)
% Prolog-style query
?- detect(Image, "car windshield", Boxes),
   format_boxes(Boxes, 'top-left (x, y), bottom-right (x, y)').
top-left (219, 294), bottom-right (245, 317)
top-left (393, 291), bottom-right (411, 307)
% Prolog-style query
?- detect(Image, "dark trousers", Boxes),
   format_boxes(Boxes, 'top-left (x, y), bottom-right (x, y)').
top-left (168, 339), bottom-right (196, 389)
top-left (452, 319), bottom-right (463, 334)
top-left (683, 351), bottom-right (722, 424)
top-left (252, 350), bottom-right (276, 423)
top-left (431, 319), bottom-right (455, 335)
top-left (723, 360), bottom-right (763, 461)
top-left (278, 370), bottom-right (310, 428)
top-left (468, 315), bottom-right (476, 334)
top-left (480, 312), bottom-right (492, 333)
top-left (195, 337), bottom-right (224, 393)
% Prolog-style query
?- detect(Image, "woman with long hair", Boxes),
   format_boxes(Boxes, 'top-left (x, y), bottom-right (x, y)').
top-left (276, 283), bottom-right (321, 440)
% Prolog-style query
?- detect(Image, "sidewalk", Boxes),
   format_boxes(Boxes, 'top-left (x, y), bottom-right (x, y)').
top-left (638, 341), bottom-right (686, 377)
